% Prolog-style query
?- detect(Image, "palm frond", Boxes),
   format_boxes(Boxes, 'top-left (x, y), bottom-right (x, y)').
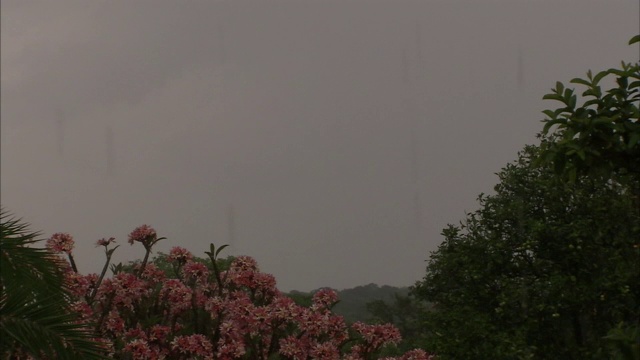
top-left (0, 209), bottom-right (109, 359)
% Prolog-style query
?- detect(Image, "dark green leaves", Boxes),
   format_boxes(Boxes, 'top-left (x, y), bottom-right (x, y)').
top-left (0, 210), bottom-right (108, 359)
top-left (540, 56), bottom-right (640, 181)
top-left (413, 147), bottom-right (640, 359)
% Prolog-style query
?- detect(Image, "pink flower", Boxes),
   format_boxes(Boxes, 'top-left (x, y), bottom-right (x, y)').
top-left (182, 261), bottom-right (209, 284)
top-left (96, 237), bottom-right (116, 247)
top-left (398, 349), bottom-right (436, 360)
top-left (123, 339), bottom-right (153, 360)
top-left (160, 279), bottom-right (192, 315)
top-left (61, 236), bottom-right (432, 360)
top-left (46, 233), bottom-right (74, 254)
top-left (64, 271), bottom-right (95, 298)
top-left (171, 334), bottom-right (213, 360)
top-left (69, 301), bottom-right (94, 320)
top-left (268, 295), bottom-right (300, 321)
top-left (280, 336), bottom-right (308, 359)
top-left (168, 246), bottom-right (193, 263)
top-left (205, 295), bottom-right (225, 315)
top-left (148, 325), bottom-right (171, 343)
top-left (230, 255), bottom-right (259, 273)
top-left (98, 273), bottom-right (148, 311)
top-left (128, 225), bottom-right (157, 246)
top-left (312, 288), bottom-right (339, 309)
top-left (310, 341), bottom-right (340, 360)
top-left (351, 322), bottom-right (402, 349)
top-left (105, 310), bottom-right (126, 336)
top-left (137, 263), bottom-right (166, 284)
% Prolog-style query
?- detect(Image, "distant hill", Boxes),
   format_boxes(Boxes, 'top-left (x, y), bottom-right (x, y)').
top-left (286, 283), bottom-right (410, 323)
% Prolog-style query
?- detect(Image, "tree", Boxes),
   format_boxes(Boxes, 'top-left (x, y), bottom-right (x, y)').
top-left (0, 210), bottom-right (107, 359)
top-left (539, 35), bottom-right (640, 358)
top-left (412, 146), bottom-right (640, 359)
top-left (539, 35), bottom-right (639, 186)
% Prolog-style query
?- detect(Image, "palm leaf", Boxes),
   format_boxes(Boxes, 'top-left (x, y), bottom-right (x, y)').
top-left (0, 209), bottom-right (109, 359)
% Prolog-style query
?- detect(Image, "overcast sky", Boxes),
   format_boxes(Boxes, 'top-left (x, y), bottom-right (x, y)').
top-left (1, 0), bottom-right (638, 291)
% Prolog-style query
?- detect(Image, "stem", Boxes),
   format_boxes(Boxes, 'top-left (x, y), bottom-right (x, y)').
top-left (88, 251), bottom-right (114, 304)
top-left (95, 294), bottom-right (115, 335)
top-left (210, 256), bottom-right (224, 296)
top-left (191, 285), bottom-right (199, 333)
top-left (67, 253), bottom-right (78, 273)
top-left (138, 246), bottom-right (151, 276)
top-left (138, 237), bottom-right (164, 276)
top-left (266, 322), bottom-right (281, 357)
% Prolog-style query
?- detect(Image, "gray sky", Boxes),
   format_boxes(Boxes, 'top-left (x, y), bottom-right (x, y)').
top-left (2, 0), bottom-right (638, 291)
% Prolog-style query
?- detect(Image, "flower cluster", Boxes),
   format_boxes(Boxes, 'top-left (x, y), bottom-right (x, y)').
top-left (352, 322), bottom-right (402, 349)
top-left (168, 246), bottom-right (193, 264)
top-left (182, 261), bottom-right (209, 284)
top-left (96, 237), bottom-right (116, 247)
top-left (47, 225), bottom-right (434, 360)
top-left (128, 224), bottom-right (157, 246)
top-left (46, 232), bottom-right (75, 253)
top-left (312, 287), bottom-right (339, 309)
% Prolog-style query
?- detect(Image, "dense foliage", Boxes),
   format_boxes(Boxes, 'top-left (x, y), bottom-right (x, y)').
top-left (413, 37), bottom-right (640, 359)
top-left (413, 146), bottom-right (639, 359)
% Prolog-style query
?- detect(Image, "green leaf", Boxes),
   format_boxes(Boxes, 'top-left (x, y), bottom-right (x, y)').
top-left (570, 78), bottom-right (591, 87)
top-left (608, 69), bottom-right (627, 77)
top-left (593, 70), bottom-right (609, 86)
top-left (542, 93), bottom-right (564, 102)
top-left (542, 110), bottom-right (558, 120)
top-left (616, 76), bottom-right (628, 88)
top-left (568, 94), bottom-right (577, 109)
top-left (542, 119), bottom-right (567, 134)
top-left (593, 118), bottom-right (614, 126)
top-left (215, 244), bottom-right (229, 258)
top-left (628, 34), bottom-right (640, 45)
top-left (583, 99), bottom-right (601, 107)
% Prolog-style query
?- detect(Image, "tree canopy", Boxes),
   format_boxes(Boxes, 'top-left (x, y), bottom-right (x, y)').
top-left (413, 146), bottom-right (639, 359)
top-left (413, 36), bottom-right (640, 359)
top-left (539, 35), bottom-right (640, 184)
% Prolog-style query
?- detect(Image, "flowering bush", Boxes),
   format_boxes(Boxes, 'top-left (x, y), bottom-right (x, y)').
top-left (43, 225), bottom-right (434, 360)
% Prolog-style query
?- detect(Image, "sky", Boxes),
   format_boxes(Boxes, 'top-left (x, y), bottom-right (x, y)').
top-left (1, 0), bottom-right (638, 291)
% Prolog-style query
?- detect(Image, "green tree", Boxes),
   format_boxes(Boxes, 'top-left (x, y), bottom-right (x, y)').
top-left (413, 147), bottom-right (640, 359)
top-left (333, 284), bottom-right (409, 324)
top-left (0, 210), bottom-right (107, 359)
top-left (539, 35), bottom-right (640, 359)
